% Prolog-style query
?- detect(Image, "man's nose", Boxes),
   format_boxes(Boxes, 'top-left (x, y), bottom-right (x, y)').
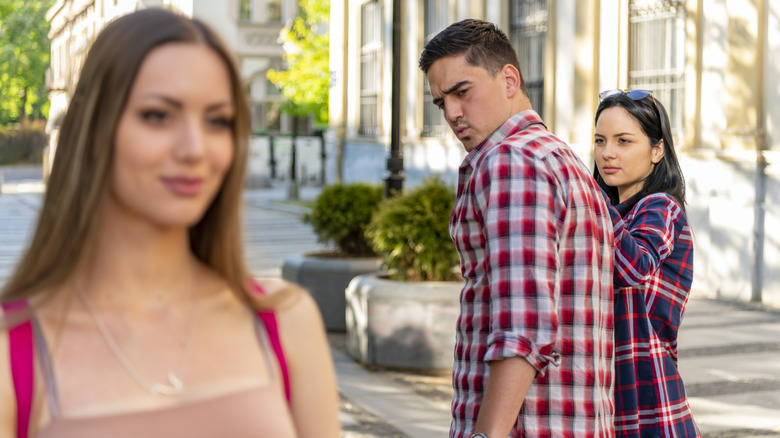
top-left (444, 99), bottom-right (462, 124)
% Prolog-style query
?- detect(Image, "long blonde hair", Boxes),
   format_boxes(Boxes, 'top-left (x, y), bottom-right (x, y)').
top-left (1, 8), bottom-right (253, 307)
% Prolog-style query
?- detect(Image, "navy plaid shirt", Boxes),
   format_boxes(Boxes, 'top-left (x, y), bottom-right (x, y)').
top-left (608, 193), bottom-right (700, 437)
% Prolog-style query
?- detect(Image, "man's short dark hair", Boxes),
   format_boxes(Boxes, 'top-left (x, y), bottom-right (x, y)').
top-left (419, 19), bottom-right (527, 96)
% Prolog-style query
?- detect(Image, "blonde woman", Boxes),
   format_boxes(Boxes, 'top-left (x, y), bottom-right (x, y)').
top-left (0, 8), bottom-right (339, 438)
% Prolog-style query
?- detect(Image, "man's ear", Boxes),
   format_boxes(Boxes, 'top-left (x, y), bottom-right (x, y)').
top-left (652, 140), bottom-right (665, 164)
top-left (502, 64), bottom-right (521, 98)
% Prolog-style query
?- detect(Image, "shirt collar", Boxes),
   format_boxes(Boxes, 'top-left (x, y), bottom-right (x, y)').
top-left (461, 109), bottom-right (547, 170)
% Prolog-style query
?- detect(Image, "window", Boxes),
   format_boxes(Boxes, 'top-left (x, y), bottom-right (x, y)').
top-left (239, 0), bottom-right (252, 21)
top-left (628, 0), bottom-right (686, 142)
top-left (510, 0), bottom-right (547, 117)
top-left (239, 0), bottom-right (282, 23)
top-left (359, 2), bottom-right (382, 137)
top-left (266, 0), bottom-right (282, 22)
top-left (422, 0), bottom-right (451, 137)
top-left (251, 78), bottom-right (282, 133)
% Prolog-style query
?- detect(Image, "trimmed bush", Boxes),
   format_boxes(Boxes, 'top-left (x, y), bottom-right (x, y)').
top-left (366, 176), bottom-right (460, 282)
top-left (0, 125), bottom-right (48, 165)
top-left (304, 183), bottom-right (383, 257)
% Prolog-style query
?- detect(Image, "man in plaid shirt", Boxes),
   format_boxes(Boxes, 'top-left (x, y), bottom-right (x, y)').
top-left (420, 19), bottom-right (615, 437)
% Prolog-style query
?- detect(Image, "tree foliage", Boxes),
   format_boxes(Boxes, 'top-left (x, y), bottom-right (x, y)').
top-left (0, 0), bottom-right (53, 125)
top-left (267, 0), bottom-right (329, 126)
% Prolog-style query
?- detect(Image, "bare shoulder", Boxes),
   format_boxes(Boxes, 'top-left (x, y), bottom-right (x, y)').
top-left (251, 278), bottom-right (323, 334)
top-left (249, 277), bottom-right (317, 316)
top-left (252, 279), bottom-right (339, 437)
top-left (252, 277), bottom-right (305, 298)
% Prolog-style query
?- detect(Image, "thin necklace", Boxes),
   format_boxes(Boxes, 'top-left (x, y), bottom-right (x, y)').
top-left (76, 279), bottom-right (196, 396)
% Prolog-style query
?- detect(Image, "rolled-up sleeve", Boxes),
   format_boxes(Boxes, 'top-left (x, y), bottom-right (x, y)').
top-left (477, 145), bottom-right (561, 374)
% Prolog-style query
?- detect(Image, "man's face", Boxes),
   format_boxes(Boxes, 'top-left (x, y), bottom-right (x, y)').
top-left (426, 54), bottom-right (512, 152)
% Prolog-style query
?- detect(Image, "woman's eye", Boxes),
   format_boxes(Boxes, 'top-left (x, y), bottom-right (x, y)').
top-left (141, 110), bottom-right (169, 124)
top-left (208, 115), bottom-right (234, 129)
top-left (594, 138), bottom-right (604, 145)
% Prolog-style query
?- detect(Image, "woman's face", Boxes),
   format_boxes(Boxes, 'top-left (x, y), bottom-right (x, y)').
top-left (594, 106), bottom-right (664, 203)
top-left (109, 42), bottom-right (235, 228)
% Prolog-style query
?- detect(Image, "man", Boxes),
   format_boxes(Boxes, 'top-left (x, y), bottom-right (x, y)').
top-left (419, 19), bottom-right (615, 437)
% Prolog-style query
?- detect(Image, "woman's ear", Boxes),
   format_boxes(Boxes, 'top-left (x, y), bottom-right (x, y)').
top-left (651, 140), bottom-right (665, 164)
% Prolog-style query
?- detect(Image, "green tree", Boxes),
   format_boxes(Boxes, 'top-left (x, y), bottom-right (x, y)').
top-left (0, 0), bottom-right (53, 125)
top-left (267, 0), bottom-right (329, 127)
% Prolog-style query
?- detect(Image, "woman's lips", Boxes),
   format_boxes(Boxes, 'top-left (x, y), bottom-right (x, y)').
top-left (160, 176), bottom-right (204, 197)
top-left (601, 166), bottom-right (620, 175)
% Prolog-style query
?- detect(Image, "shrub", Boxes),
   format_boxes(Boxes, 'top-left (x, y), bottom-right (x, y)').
top-left (304, 183), bottom-right (383, 256)
top-left (0, 125), bottom-right (48, 165)
top-left (366, 176), bottom-right (460, 282)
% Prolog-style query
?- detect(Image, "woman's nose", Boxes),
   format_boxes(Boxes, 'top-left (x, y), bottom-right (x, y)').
top-left (176, 118), bottom-right (206, 162)
top-left (601, 143), bottom-right (616, 160)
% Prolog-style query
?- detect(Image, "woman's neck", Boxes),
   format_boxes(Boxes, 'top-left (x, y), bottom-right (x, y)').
top-left (75, 205), bottom-right (199, 313)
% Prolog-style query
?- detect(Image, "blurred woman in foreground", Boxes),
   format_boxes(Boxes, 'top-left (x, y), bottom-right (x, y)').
top-left (0, 8), bottom-right (339, 438)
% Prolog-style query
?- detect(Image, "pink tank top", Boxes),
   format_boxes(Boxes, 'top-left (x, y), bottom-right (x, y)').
top-left (3, 285), bottom-right (294, 438)
top-left (35, 386), bottom-right (296, 438)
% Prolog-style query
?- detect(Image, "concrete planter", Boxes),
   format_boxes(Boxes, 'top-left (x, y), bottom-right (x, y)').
top-left (282, 253), bottom-right (382, 331)
top-left (345, 273), bottom-right (462, 370)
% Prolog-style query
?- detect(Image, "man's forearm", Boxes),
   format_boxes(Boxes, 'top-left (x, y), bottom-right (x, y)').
top-left (473, 356), bottom-right (537, 437)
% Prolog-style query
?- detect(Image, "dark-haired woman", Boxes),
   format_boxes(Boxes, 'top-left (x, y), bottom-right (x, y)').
top-left (594, 89), bottom-right (700, 437)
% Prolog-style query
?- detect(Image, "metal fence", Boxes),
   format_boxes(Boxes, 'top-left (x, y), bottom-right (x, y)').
top-left (629, 0), bottom-right (686, 144)
top-left (421, 0), bottom-right (452, 138)
top-left (510, 0), bottom-right (548, 117)
top-left (359, 1), bottom-right (382, 137)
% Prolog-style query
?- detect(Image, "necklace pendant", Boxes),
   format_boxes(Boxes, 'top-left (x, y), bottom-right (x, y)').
top-left (151, 373), bottom-right (183, 396)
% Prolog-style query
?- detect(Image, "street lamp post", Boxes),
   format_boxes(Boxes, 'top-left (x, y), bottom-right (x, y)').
top-left (288, 116), bottom-right (299, 201)
top-left (384, 0), bottom-right (405, 198)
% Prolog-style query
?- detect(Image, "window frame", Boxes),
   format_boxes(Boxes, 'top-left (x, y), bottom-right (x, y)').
top-left (509, 0), bottom-right (548, 118)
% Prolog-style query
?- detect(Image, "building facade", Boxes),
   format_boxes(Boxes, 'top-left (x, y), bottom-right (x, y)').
top-left (45, 0), bottom-right (297, 173)
top-left (328, 0), bottom-right (780, 307)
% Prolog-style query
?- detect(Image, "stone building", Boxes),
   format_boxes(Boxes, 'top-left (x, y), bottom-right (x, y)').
top-left (45, 0), bottom-right (297, 174)
top-left (328, 0), bottom-right (780, 307)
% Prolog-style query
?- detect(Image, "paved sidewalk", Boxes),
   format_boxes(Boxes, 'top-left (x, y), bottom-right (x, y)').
top-left (0, 182), bottom-right (449, 437)
top-left (246, 182), bottom-right (780, 437)
top-left (677, 299), bottom-right (780, 437)
top-left (2, 173), bottom-right (780, 436)
top-left (331, 334), bottom-right (450, 437)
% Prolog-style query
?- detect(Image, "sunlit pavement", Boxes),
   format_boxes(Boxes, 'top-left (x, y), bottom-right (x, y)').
top-left (2, 172), bottom-right (780, 437)
top-left (678, 299), bottom-right (780, 437)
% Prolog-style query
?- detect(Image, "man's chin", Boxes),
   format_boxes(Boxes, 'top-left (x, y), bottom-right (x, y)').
top-left (461, 137), bottom-right (479, 152)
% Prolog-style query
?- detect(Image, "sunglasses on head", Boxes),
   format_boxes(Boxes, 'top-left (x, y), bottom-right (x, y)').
top-left (598, 89), bottom-right (653, 101)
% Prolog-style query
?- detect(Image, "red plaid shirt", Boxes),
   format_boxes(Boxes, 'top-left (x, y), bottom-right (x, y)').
top-left (609, 193), bottom-right (700, 437)
top-left (449, 111), bottom-right (615, 438)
